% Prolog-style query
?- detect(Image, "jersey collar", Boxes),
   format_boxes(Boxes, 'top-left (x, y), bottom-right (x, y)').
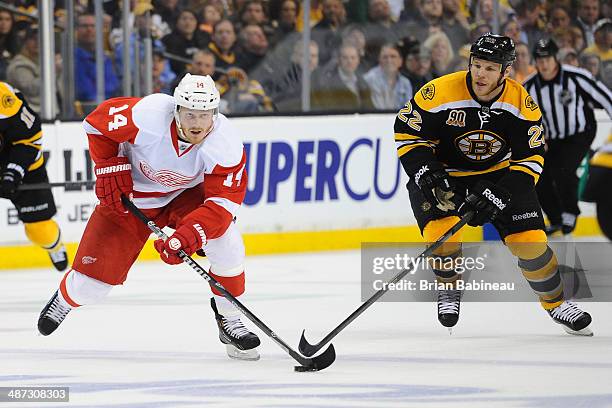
top-left (170, 119), bottom-right (196, 157)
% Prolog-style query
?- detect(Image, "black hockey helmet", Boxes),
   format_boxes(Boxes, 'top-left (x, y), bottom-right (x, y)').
top-left (470, 33), bottom-right (516, 71)
top-left (533, 38), bottom-right (559, 60)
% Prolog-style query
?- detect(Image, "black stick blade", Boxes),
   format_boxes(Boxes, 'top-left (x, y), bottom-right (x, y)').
top-left (297, 343), bottom-right (335, 372)
top-left (299, 329), bottom-right (319, 357)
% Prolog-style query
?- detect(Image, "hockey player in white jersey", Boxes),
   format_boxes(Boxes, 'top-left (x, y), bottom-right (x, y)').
top-left (37, 74), bottom-right (261, 360)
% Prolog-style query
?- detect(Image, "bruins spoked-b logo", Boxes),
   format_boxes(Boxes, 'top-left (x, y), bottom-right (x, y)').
top-left (2, 94), bottom-right (15, 109)
top-left (525, 95), bottom-right (538, 111)
top-left (421, 83), bottom-right (435, 100)
top-left (455, 131), bottom-right (505, 161)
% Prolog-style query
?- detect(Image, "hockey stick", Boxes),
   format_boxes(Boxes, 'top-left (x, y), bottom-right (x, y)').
top-left (299, 211), bottom-right (474, 357)
top-left (121, 196), bottom-right (335, 372)
top-left (17, 180), bottom-right (95, 190)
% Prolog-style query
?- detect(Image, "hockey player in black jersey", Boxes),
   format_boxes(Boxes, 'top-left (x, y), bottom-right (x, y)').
top-left (394, 34), bottom-right (593, 336)
top-left (0, 82), bottom-right (67, 271)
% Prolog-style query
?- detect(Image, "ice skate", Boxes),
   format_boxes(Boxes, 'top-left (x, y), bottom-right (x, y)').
top-left (547, 301), bottom-right (593, 336)
top-left (211, 298), bottom-right (260, 361)
top-left (38, 290), bottom-right (72, 336)
top-left (437, 288), bottom-right (461, 333)
top-left (47, 243), bottom-right (68, 272)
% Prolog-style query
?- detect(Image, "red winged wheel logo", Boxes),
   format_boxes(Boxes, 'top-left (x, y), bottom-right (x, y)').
top-left (139, 160), bottom-right (199, 187)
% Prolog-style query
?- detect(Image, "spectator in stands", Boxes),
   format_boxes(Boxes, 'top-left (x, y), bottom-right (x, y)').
top-left (423, 31), bottom-right (454, 78)
top-left (154, 0), bottom-right (182, 30)
top-left (268, 0), bottom-right (299, 48)
top-left (514, 0), bottom-right (546, 49)
top-left (270, 40), bottom-right (320, 111)
top-left (575, 0), bottom-right (601, 47)
top-left (238, 0), bottom-right (270, 31)
top-left (364, 43), bottom-right (412, 109)
top-left (580, 51), bottom-right (602, 78)
top-left (469, 21), bottom-right (492, 43)
top-left (342, 25), bottom-right (368, 68)
top-left (236, 24), bottom-right (269, 74)
top-left (400, 39), bottom-right (433, 91)
top-left (74, 13), bottom-right (120, 107)
top-left (312, 44), bottom-right (374, 111)
top-left (472, 0), bottom-right (511, 29)
top-left (558, 47), bottom-right (579, 67)
top-left (152, 47), bottom-right (176, 94)
top-left (441, 0), bottom-right (470, 50)
top-left (6, 26), bottom-right (60, 115)
top-left (208, 19), bottom-right (240, 71)
top-left (199, 3), bottom-right (223, 35)
top-left (162, 9), bottom-right (210, 75)
top-left (0, 10), bottom-right (19, 80)
top-left (511, 41), bottom-right (536, 83)
top-left (362, 0), bottom-right (410, 70)
top-left (547, 5), bottom-right (572, 32)
top-left (170, 49), bottom-right (217, 91)
top-left (502, 19), bottom-right (522, 44)
top-left (312, 0), bottom-right (348, 66)
top-left (296, 0), bottom-right (323, 31)
top-left (584, 18), bottom-right (611, 62)
top-left (552, 26), bottom-right (586, 53)
top-left (216, 66), bottom-right (274, 113)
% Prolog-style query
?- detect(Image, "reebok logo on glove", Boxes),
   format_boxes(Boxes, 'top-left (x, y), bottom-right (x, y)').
top-left (414, 165), bottom-right (429, 185)
top-left (482, 188), bottom-right (507, 210)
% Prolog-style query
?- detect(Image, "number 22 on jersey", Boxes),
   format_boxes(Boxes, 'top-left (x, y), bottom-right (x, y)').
top-left (397, 101), bottom-right (422, 131)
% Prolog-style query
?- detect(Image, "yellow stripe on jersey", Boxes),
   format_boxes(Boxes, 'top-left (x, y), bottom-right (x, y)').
top-left (447, 160), bottom-right (510, 177)
top-left (509, 165), bottom-right (540, 182)
top-left (397, 143), bottom-right (435, 157)
top-left (28, 153), bottom-right (44, 171)
top-left (495, 78), bottom-right (542, 122)
top-left (12, 131), bottom-right (42, 150)
top-left (0, 81), bottom-right (24, 118)
top-left (395, 133), bottom-right (423, 141)
top-left (591, 152), bottom-right (612, 169)
top-left (413, 72), bottom-right (472, 112)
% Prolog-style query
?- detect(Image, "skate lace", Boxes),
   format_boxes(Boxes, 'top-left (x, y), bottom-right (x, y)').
top-left (47, 297), bottom-right (71, 323)
top-left (438, 290), bottom-right (461, 314)
top-left (222, 317), bottom-right (251, 338)
top-left (550, 301), bottom-right (583, 323)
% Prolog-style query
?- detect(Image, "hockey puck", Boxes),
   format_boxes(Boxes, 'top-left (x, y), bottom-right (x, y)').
top-left (294, 365), bottom-right (317, 372)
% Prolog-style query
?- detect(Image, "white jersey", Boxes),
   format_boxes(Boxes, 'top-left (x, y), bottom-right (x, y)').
top-left (83, 94), bottom-right (247, 238)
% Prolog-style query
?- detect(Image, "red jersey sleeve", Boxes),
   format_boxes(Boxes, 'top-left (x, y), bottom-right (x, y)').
top-left (180, 149), bottom-right (247, 240)
top-left (83, 97), bottom-right (141, 162)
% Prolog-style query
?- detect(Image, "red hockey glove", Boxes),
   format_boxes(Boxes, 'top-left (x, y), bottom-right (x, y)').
top-left (154, 223), bottom-right (207, 265)
top-left (94, 156), bottom-right (133, 215)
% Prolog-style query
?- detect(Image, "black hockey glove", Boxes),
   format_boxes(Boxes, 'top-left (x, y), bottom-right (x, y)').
top-left (459, 180), bottom-right (511, 227)
top-left (0, 164), bottom-right (24, 199)
top-left (411, 162), bottom-right (458, 212)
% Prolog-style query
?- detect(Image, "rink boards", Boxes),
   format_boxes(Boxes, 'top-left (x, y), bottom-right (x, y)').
top-left (0, 112), bottom-right (609, 268)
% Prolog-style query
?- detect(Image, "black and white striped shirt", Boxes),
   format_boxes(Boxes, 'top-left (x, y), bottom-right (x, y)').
top-left (523, 64), bottom-right (612, 140)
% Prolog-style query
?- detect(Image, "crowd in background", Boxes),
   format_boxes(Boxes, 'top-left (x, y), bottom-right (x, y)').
top-left (0, 0), bottom-right (610, 118)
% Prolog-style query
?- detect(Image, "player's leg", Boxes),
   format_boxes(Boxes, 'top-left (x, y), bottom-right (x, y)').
top-left (38, 205), bottom-right (154, 335)
top-left (164, 185), bottom-right (260, 359)
top-left (203, 222), bottom-right (260, 360)
top-left (407, 181), bottom-right (465, 329)
top-left (552, 131), bottom-right (595, 234)
top-left (536, 141), bottom-right (563, 235)
top-left (496, 189), bottom-right (592, 336)
top-left (13, 166), bottom-right (67, 271)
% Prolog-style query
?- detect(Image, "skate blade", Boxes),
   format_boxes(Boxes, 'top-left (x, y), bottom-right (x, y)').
top-left (562, 325), bottom-right (594, 337)
top-left (226, 344), bottom-right (260, 361)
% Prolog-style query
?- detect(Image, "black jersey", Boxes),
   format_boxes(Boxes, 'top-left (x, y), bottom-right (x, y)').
top-left (394, 71), bottom-right (545, 194)
top-left (0, 81), bottom-right (44, 175)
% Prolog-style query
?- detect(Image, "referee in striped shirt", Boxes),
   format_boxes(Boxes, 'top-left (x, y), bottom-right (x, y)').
top-left (523, 39), bottom-right (612, 235)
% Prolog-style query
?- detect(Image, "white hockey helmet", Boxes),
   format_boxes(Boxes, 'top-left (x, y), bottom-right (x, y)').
top-left (174, 73), bottom-right (220, 111)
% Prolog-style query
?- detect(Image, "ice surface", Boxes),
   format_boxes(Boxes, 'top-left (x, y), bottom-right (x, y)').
top-left (1, 250), bottom-right (611, 407)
